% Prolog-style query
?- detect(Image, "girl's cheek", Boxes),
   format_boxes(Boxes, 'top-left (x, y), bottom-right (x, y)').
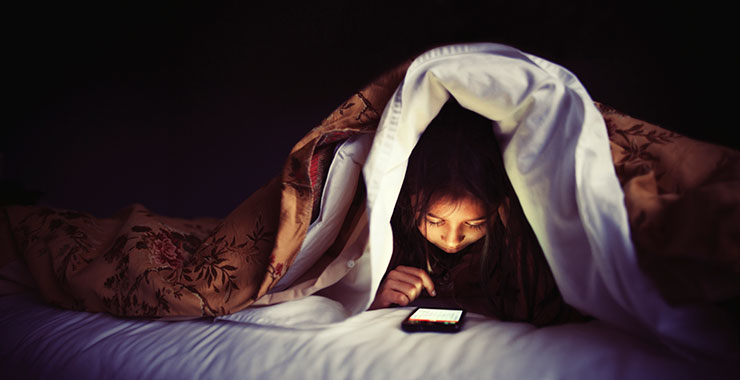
top-left (471, 230), bottom-right (487, 242)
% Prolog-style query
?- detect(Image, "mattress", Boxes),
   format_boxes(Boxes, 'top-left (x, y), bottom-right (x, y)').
top-left (0, 290), bottom-right (728, 380)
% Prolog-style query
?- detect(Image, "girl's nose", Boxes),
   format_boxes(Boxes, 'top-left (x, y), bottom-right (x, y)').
top-left (441, 225), bottom-right (465, 245)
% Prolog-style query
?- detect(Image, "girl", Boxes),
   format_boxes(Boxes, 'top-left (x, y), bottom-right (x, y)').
top-left (370, 99), bottom-right (587, 326)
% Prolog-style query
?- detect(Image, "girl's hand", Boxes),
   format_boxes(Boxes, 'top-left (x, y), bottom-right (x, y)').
top-left (369, 265), bottom-right (436, 309)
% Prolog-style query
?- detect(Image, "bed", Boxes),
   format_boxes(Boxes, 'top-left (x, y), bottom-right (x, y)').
top-left (2, 43), bottom-right (738, 379)
top-left (0, 292), bottom-right (725, 380)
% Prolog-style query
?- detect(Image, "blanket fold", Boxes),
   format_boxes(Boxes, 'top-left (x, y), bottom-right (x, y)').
top-left (0, 60), bottom-right (406, 318)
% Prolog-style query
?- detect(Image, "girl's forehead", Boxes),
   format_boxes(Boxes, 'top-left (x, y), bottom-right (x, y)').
top-left (428, 195), bottom-right (486, 219)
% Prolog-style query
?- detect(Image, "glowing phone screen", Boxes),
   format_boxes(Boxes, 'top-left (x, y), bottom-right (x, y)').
top-left (408, 308), bottom-right (463, 324)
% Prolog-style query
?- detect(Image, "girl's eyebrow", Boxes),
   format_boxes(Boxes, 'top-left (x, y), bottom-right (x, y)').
top-left (426, 212), bottom-right (444, 219)
top-left (427, 212), bottom-right (487, 223)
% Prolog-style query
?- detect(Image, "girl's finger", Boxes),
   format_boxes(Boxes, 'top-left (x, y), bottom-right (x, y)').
top-left (385, 278), bottom-right (421, 301)
top-left (394, 265), bottom-right (436, 297)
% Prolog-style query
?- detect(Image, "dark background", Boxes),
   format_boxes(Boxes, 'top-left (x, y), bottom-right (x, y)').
top-left (3, 1), bottom-right (731, 219)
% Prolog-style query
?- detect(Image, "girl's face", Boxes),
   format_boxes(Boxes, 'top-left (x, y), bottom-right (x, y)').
top-left (417, 195), bottom-right (488, 254)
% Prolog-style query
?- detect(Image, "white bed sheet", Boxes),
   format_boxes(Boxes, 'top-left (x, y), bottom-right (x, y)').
top-left (1, 291), bottom-right (729, 380)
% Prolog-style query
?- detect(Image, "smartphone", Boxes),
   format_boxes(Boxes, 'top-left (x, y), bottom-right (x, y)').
top-left (401, 307), bottom-right (466, 333)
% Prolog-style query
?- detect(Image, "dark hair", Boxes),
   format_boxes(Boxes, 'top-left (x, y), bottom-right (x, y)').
top-left (390, 99), bottom-right (573, 325)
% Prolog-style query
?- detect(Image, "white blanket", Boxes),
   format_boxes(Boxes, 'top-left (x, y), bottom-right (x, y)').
top-left (356, 43), bottom-right (737, 359)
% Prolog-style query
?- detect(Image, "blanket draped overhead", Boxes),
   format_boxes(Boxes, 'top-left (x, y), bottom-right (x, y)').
top-left (1, 43), bottom-right (738, 358)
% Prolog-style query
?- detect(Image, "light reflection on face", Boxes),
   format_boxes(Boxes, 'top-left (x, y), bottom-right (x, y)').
top-left (417, 195), bottom-right (488, 254)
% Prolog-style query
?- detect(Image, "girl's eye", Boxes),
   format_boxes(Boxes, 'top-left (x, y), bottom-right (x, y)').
top-left (467, 223), bottom-right (486, 230)
top-left (426, 219), bottom-right (444, 227)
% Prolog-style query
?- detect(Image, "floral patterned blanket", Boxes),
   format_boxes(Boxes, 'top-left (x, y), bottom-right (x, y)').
top-left (1, 59), bottom-right (738, 322)
top-left (0, 64), bottom-right (403, 318)
top-left (600, 103), bottom-right (740, 318)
